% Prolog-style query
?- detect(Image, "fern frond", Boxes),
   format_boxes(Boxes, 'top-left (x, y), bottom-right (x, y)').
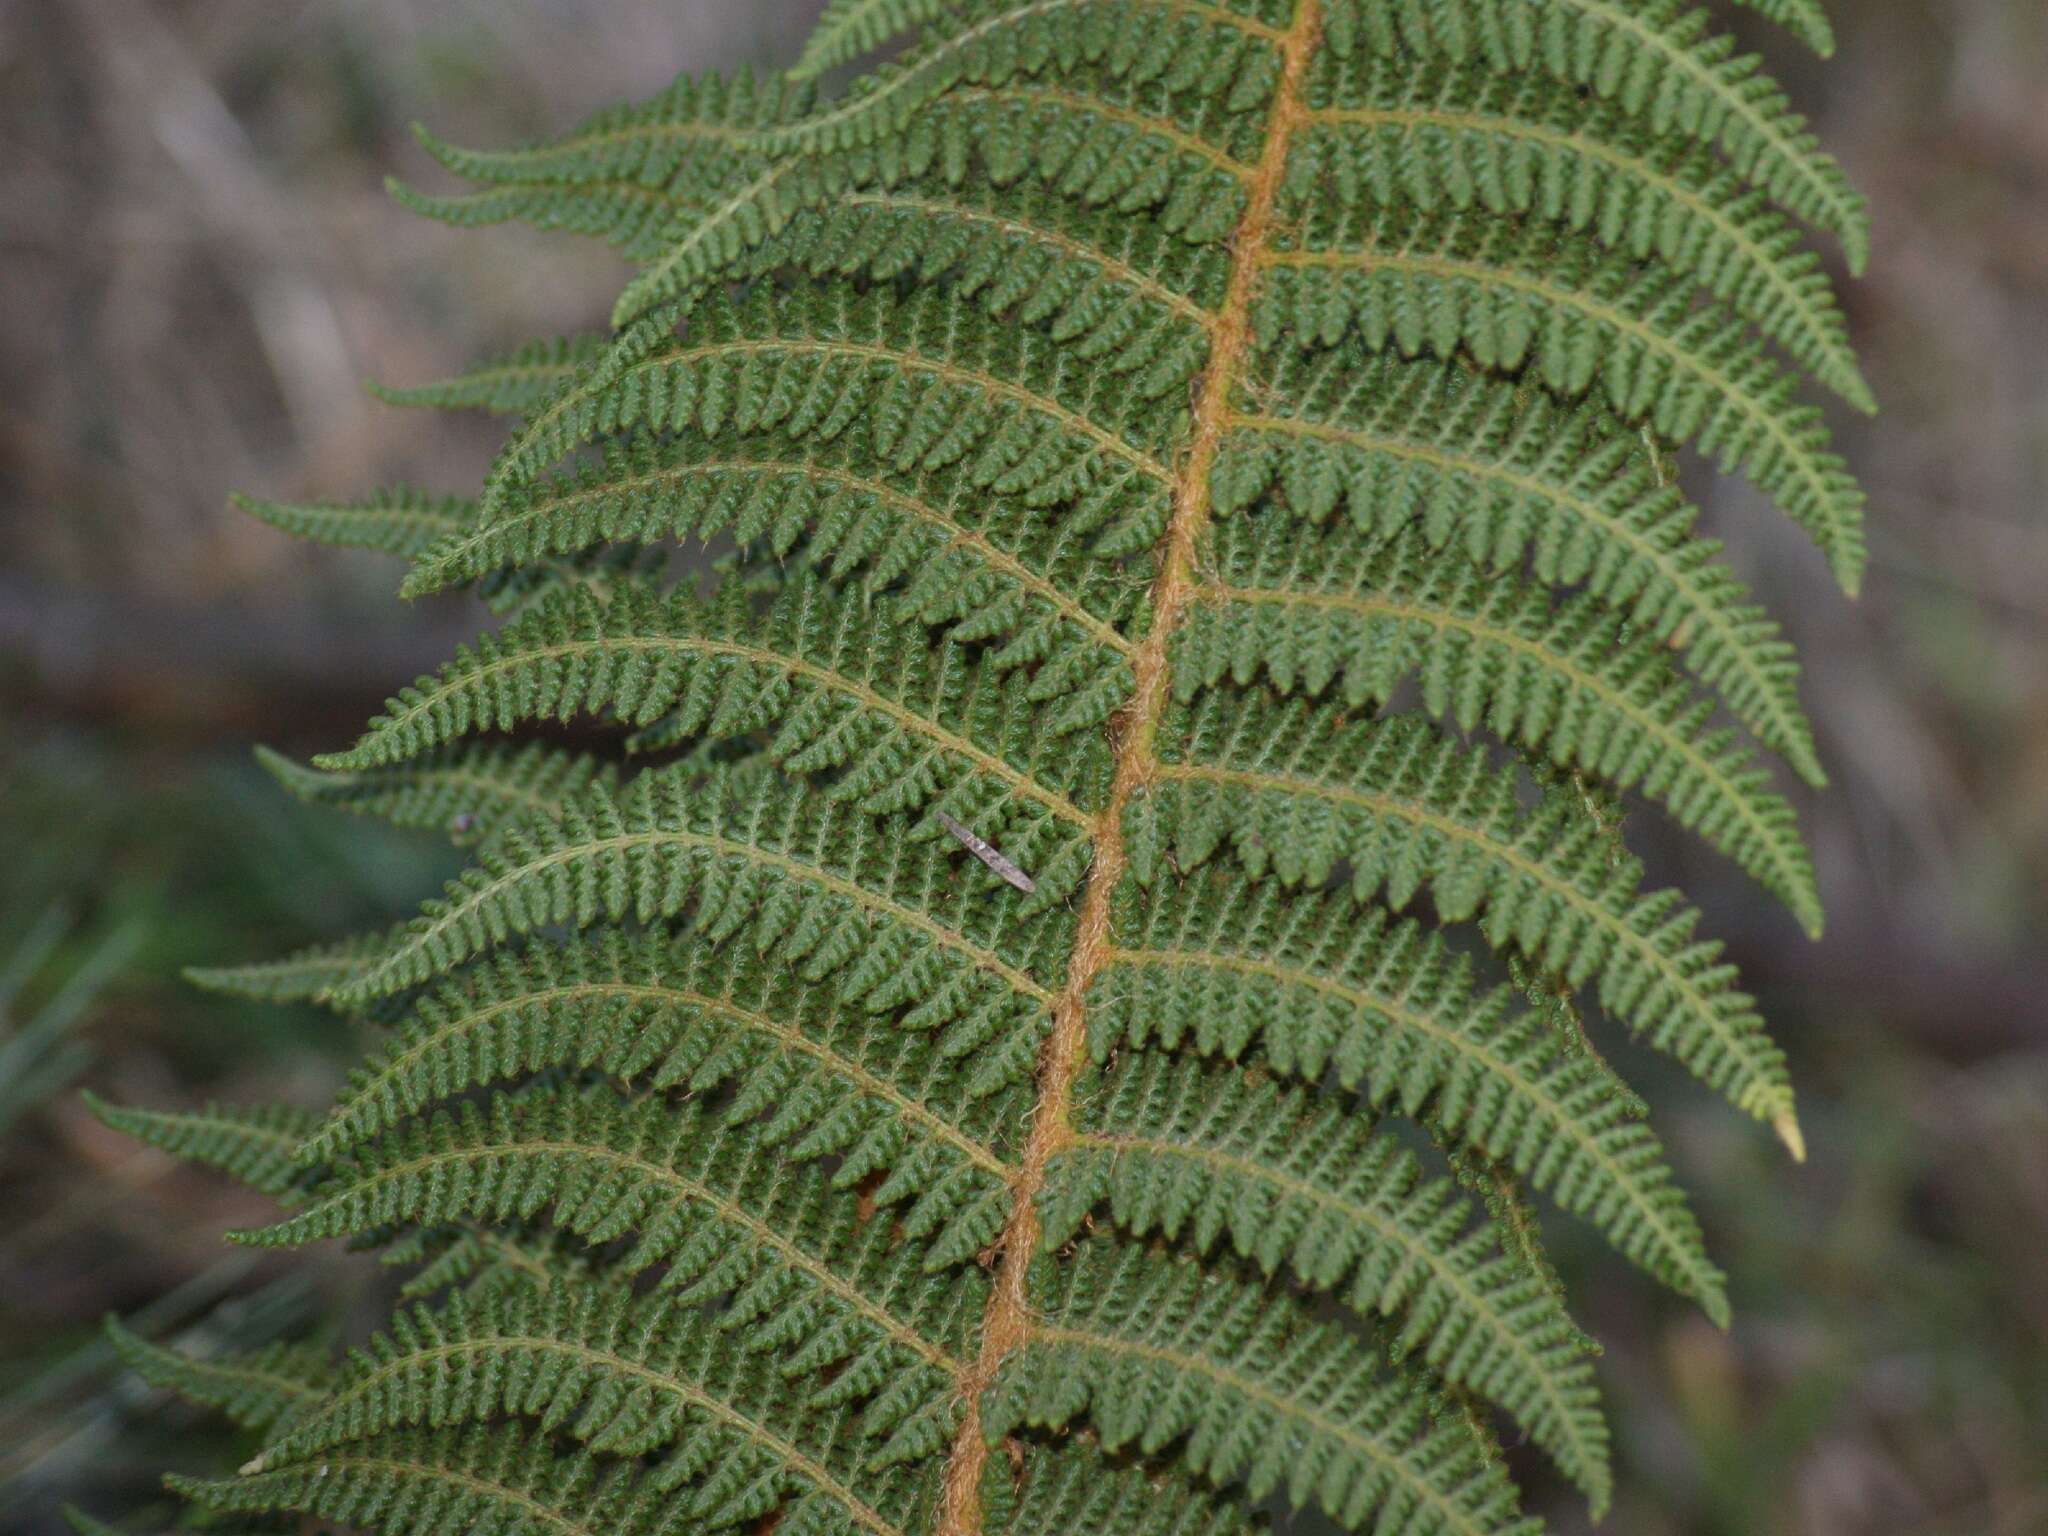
top-left (980, 1439), bottom-right (1269, 1536)
top-left (103, 1317), bottom-right (330, 1433)
top-left (1212, 349), bottom-right (1826, 782)
top-left (318, 578), bottom-right (1108, 901)
top-left (257, 742), bottom-right (614, 846)
top-left (1324, 0), bottom-right (1868, 270)
top-left (754, 175), bottom-right (1223, 381)
top-left (235, 490), bottom-right (668, 621)
top-left (1089, 874), bottom-right (1728, 1315)
top-left (1039, 1051), bottom-right (1610, 1504)
top-left (1181, 518), bottom-right (1821, 921)
top-left (1256, 204), bottom-right (1865, 591)
top-left (245, 1097), bottom-right (984, 1460)
top-left (82, 1093), bottom-right (318, 1201)
top-left (297, 932), bottom-right (1024, 1262)
top-left (1725, 0), bottom-right (1836, 55)
top-left (795, 0), bottom-right (951, 78)
top-left (742, 2), bottom-right (1288, 159)
top-left (371, 334), bottom-right (609, 416)
top-left (327, 769), bottom-right (1069, 1051)
top-left (987, 1240), bottom-right (1540, 1536)
top-left (614, 60), bottom-right (1261, 325)
top-left (1148, 695), bottom-right (1799, 1128)
top-left (1292, 56), bottom-right (1870, 408)
top-left (396, 70), bottom-right (823, 325)
top-left (183, 935), bottom-right (394, 1006)
top-left (378, 1220), bottom-right (596, 1299)
top-left (161, 3), bottom-right (1869, 1530)
top-left (256, 1279), bottom-right (956, 1518)
top-left (398, 91), bottom-right (1228, 380)
top-left (482, 284), bottom-right (1184, 556)
top-left (411, 70), bottom-right (811, 191)
top-left (232, 489), bottom-right (469, 560)
top-left (403, 432), bottom-right (1141, 736)
top-left (179, 1424), bottom-right (684, 1536)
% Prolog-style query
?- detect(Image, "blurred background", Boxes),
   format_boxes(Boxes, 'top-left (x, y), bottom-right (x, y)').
top-left (1, 1), bottom-right (2042, 1532)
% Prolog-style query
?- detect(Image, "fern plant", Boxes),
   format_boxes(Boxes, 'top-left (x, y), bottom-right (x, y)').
top-left (93, 1), bottom-right (1870, 1532)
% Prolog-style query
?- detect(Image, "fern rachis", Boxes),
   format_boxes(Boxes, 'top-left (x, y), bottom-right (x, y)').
top-left (90, 2), bottom-right (1869, 1534)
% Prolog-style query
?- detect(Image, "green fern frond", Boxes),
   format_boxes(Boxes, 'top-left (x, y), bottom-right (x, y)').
top-left (256, 742), bottom-right (614, 846)
top-left (481, 283), bottom-right (1185, 549)
top-left (1324, 0), bottom-right (1868, 269)
top-left (371, 1224), bottom-right (560, 1296)
top-left (1726, 0), bottom-right (1836, 55)
top-left (1089, 873), bottom-right (1728, 1316)
top-left (1256, 204), bottom-right (1865, 591)
top-left (319, 577), bottom-right (1110, 892)
top-left (370, 334), bottom-right (609, 415)
top-left (82, 1093), bottom-right (318, 1201)
top-left (232, 489), bottom-right (469, 560)
top-left (795, 0), bottom-right (949, 78)
top-left (980, 1440), bottom-right (1269, 1536)
top-left (411, 70), bottom-right (811, 191)
top-left (402, 433), bottom-right (1141, 737)
top-left (183, 934), bottom-right (394, 1006)
top-left (1292, 56), bottom-right (1869, 408)
top-left (103, 1316), bottom-right (330, 1433)
top-left (1212, 349), bottom-right (1827, 781)
top-left (1039, 1051), bottom-right (1610, 1504)
top-left (146, 3), bottom-right (1870, 1531)
top-left (179, 1424), bottom-right (690, 1536)
top-left (986, 1240), bottom-right (1540, 1536)
top-left (326, 769), bottom-right (1071, 1039)
top-left (1146, 695), bottom-right (1801, 1124)
top-left (296, 932), bottom-right (1025, 1262)
top-left (393, 69), bottom-right (821, 320)
top-left (1181, 518), bottom-right (1821, 919)
top-left (252, 1276), bottom-right (960, 1512)
top-left (243, 1096), bottom-right (985, 1458)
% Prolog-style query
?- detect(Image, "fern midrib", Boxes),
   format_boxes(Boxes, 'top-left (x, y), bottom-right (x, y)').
top-left (933, 7), bottom-right (1323, 1532)
top-left (320, 978), bottom-right (1012, 1177)
top-left (1154, 758), bottom-right (1793, 1122)
top-left (1070, 1126), bottom-right (1595, 1454)
top-left (345, 828), bottom-right (1057, 1008)
top-left (1202, 579), bottom-right (1816, 921)
top-left (288, 1339), bottom-right (906, 1536)
top-left (344, 632), bottom-right (1091, 827)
